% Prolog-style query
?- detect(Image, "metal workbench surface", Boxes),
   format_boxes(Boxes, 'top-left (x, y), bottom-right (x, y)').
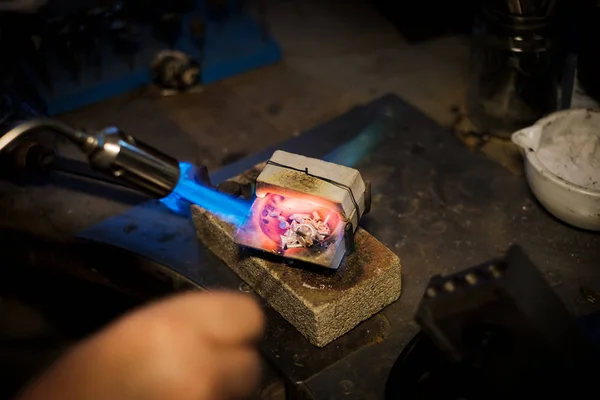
top-left (1, 94), bottom-right (599, 399)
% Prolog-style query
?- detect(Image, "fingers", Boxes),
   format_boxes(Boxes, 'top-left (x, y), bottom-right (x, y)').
top-left (138, 291), bottom-right (265, 346)
top-left (117, 291), bottom-right (265, 400)
top-left (17, 291), bottom-right (265, 400)
top-left (212, 348), bottom-right (262, 400)
top-left (150, 336), bottom-right (262, 400)
top-left (132, 291), bottom-right (265, 400)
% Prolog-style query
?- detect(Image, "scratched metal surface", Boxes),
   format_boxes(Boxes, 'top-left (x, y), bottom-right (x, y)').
top-left (2, 94), bottom-right (599, 399)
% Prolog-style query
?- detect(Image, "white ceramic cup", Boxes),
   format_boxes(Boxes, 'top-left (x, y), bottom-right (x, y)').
top-left (512, 109), bottom-right (600, 231)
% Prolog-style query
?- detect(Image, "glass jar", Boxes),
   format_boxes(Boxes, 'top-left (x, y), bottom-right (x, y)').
top-left (467, 9), bottom-right (562, 137)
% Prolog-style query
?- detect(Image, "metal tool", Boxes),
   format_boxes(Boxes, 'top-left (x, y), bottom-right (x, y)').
top-left (0, 119), bottom-right (181, 198)
top-left (151, 50), bottom-right (200, 92)
top-left (387, 246), bottom-right (599, 399)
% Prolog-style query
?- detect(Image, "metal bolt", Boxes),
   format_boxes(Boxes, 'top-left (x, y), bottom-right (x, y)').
top-left (465, 273), bottom-right (478, 285)
top-left (238, 282), bottom-right (251, 293)
top-left (443, 280), bottom-right (456, 292)
top-left (488, 265), bottom-right (503, 278)
top-left (339, 380), bottom-right (354, 395)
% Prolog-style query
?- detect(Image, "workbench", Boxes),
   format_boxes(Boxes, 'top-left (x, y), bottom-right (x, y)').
top-left (1, 94), bottom-right (599, 399)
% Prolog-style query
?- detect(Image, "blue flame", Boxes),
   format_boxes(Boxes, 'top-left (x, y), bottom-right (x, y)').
top-left (161, 162), bottom-right (251, 226)
top-left (160, 115), bottom-right (392, 221)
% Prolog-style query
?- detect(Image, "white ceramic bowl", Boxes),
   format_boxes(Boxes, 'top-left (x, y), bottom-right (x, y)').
top-left (512, 109), bottom-right (600, 231)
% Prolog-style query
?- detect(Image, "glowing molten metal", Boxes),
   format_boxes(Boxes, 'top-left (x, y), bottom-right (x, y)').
top-left (236, 191), bottom-right (344, 257)
top-left (233, 150), bottom-right (369, 270)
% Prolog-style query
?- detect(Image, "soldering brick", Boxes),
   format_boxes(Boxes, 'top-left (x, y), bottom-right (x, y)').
top-left (190, 166), bottom-right (401, 347)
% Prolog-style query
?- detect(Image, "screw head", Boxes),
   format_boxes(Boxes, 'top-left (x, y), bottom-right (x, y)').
top-left (339, 380), bottom-right (354, 395)
top-left (238, 282), bottom-right (251, 293)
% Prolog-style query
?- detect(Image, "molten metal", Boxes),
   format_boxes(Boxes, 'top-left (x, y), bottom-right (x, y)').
top-left (234, 151), bottom-right (368, 270)
top-left (235, 193), bottom-right (345, 264)
top-left (279, 211), bottom-right (331, 249)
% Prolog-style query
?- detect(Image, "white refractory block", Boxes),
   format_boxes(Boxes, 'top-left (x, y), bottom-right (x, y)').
top-left (256, 151), bottom-right (367, 230)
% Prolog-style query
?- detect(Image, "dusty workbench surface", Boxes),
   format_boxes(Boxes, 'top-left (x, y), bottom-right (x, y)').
top-left (2, 2), bottom-right (598, 399)
top-left (3, 94), bottom-right (591, 400)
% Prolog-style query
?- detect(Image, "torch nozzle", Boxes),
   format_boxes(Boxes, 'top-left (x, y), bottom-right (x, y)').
top-left (83, 127), bottom-right (181, 198)
top-left (0, 119), bottom-right (181, 199)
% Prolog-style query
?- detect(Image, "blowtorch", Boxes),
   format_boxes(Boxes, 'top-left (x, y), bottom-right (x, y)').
top-left (0, 118), bottom-right (182, 198)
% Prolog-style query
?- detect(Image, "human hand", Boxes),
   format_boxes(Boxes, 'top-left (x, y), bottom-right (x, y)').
top-left (17, 292), bottom-right (265, 400)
